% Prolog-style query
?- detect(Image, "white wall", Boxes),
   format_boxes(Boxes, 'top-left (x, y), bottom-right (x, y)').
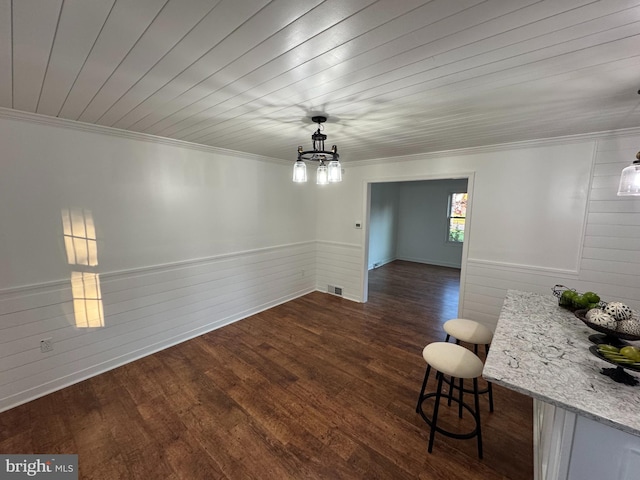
top-left (368, 183), bottom-right (399, 269)
top-left (0, 112), bottom-right (317, 411)
top-left (316, 135), bottom-right (640, 329)
top-left (395, 179), bottom-right (468, 269)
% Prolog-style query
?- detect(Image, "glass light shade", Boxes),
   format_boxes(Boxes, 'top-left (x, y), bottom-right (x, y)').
top-left (292, 160), bottom-right (307, 183)
top-left (617, 162), bottom-right (640, 196)
top-left (316, 164), bottom-right (328, 185)
top-left (327, 160), bottom-right (342, 183)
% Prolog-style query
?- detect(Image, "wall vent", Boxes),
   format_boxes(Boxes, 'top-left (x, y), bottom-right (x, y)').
top-left (328, 285), bottom-right (343, 296)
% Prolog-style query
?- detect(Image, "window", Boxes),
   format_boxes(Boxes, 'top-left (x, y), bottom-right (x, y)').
top-left (447, 192), bottom-right (467, 243)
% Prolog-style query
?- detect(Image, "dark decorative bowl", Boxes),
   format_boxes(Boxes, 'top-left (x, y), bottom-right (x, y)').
top-left (574, 309), bottom-right (640, 342)
top-left (589, 345), bottom-right (640, 372)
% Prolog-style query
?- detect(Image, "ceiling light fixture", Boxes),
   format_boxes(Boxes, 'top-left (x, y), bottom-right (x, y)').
top-left (293, 116), bottom-right (341, 185)
top-left (617, 151), bottom-right (640, 196)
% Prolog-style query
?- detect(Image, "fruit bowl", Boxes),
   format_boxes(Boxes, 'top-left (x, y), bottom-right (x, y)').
top-left (574, 309), bottom-right (640, 342)
top-left (589, 345), bottom-right (640, 386)
top-left (552, 285), bottom-right (604, 311)
top-left (589, 345), bottom-right (640, 372)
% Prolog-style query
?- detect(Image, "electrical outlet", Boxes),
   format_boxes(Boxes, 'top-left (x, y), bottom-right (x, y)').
top-left (40, 338), bottom-right (53, 353)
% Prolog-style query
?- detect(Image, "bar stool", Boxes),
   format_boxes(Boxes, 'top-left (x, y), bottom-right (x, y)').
top-left (415, 342), bottom-right (484, 458)
top-left (443, 318), bottom-right (494, 412)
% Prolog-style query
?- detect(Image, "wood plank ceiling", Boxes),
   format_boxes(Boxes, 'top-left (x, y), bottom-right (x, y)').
top-left (1, 0), bottom-right (640, 162)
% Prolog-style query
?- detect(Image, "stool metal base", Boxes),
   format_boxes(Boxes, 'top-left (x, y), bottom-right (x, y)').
top-left (416, 371), bottom-right (483, 459)
top-left (444, 334), bottom-right (494, 413)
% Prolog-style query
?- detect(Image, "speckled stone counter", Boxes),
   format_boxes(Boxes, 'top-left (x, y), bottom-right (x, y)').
top-left (483, 289), bottom-right (640, 437)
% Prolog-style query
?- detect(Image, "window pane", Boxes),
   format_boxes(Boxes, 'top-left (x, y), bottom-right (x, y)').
top-left (450, 193), bottom-right (467, 218)
top-left (449, 218), bottom-right (465, 242)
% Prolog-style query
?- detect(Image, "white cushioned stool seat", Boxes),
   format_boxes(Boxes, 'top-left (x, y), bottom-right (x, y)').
top-left (443, 319), bottom-right (493, 345)
top-left (422, 342), bottom-right (484, 379)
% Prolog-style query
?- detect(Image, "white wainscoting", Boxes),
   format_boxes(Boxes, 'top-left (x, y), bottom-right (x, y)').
top-left (461, 135), bottom-right (640, 331)
top-left (316, 241), bottom-right (363, 302)
top-left (462, 260), bottom-right (580, 329)
top-left (0, 242), bottom-right (316, 412)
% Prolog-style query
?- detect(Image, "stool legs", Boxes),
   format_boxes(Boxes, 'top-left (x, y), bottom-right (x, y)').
top-left (419, 371), bottom-right (483, 458)
top-left (416, 364), bottom-right (431, 413)
top-left (427, 373), bottom-right (444, 453)
top-left (486, 344), bottom-right (494, 412)
top-left (458, 378), bottom-right (464, 418)
top-left (445, 337), bottom-right (495, 414)
top-left (488, 382), bottom-right (494, 412)
top-left (474, 377), bottom-right (483, 459)
top-left (418, 342), bottom-right (484, 459)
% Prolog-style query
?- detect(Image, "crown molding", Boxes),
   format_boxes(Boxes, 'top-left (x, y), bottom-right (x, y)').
top-left (2, 106), bottom-right (638, 168)
top-left (346, 127), bottom-right (640, 167)
top-left (0, 107), bottom-right (289, 165)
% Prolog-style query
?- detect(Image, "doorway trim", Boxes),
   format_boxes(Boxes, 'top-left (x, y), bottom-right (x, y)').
top-left (361, 172), bottom-right (475, 318)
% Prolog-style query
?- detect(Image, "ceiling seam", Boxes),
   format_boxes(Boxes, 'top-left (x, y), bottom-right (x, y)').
top-left (93, 0), bottom-right (224, 126)
top-left (55, 0), bottom-right (117, 118)
top-left (174, 0), bottom-right (589, 145)
top-left (123, 0), bottom-right (334, 133)
top-left (35, 0), bottom-right (65, 113)
top-left (148, 0), bottom-right (493, 140)
top-left (106, 0), bottom-right (287, 129)
top-left (75, 0), bottom-right (172, 121)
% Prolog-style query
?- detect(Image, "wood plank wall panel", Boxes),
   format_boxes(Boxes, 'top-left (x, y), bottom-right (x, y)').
top-left (0, 242), bottom-right (316, 412)
top-left (0, 0), bottom-right (12, 107)
top-left (462, 134), bottom-right (640, 330)
top-left (582, 136), bottom-right (640, 303)
top-left (315, 241), bottom-right (363, 302)
top-left (461, 262), bottom-right (580, 329)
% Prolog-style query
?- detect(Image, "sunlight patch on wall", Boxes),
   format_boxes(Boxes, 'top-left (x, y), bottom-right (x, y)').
top-left (62, 208), bottom-right (104, 328)
top-left (71, 272), bottom-right (104, 328)
top-left (62, 208), bottom-right (98, 266)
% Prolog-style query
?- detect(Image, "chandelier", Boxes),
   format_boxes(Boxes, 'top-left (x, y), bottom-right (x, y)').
top-left (618, 151), bottom-right (640, 196)
top-left (293, 116), bottom-right (342, 184)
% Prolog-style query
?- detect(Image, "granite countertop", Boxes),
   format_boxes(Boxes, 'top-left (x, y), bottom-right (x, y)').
top-left (483, 289), bottom-right (640, 437)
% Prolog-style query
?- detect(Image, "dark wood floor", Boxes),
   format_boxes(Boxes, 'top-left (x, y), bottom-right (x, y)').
top-left (0, 261), bottom-right (533, 479)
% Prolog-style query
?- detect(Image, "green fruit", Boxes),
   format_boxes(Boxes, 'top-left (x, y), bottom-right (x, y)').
top-left (587, 303), bottom-right (600, 310)
top-left (620, 346), bottom-right (640, 362)
top-left (573, 295), bottom-right (589, 308)
top-left (603, 354), bottom-right (635, 364)
top-left (598, 345), bottom-right (619, 353)
top-left (559, 290), bottom-right (575, 306)
top-left (602, 352), bottom-right (625, 358)
top-left (583, 292), bottom-right (600, 303)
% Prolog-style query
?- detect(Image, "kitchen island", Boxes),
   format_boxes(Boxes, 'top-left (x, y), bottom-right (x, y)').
top-left (484, 290), bottom-right (640, 480)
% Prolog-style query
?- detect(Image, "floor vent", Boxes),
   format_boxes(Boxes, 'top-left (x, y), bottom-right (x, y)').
top-left (328, 285), bottom-right (343, 296)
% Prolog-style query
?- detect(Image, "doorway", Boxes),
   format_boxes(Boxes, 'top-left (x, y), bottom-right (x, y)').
top-left (361, 174), bottom-right (474, 317)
